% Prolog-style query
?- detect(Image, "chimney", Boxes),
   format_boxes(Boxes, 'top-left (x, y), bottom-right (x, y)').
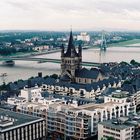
top-left (38, 72), bottom-right (42, 78)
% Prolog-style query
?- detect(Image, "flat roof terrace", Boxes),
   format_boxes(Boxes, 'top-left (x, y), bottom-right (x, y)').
top-left (0, 108), bottom-right (44, 132)
top-left (78, 102), bottom-right (122, 111)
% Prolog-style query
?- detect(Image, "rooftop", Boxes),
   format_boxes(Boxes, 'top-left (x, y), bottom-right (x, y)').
top-left (79, 102), bottom-right (121, 111)
top-left (99, 119), bottom-right (134, 130)
top-left (111, 90), bottom-right (130, 99)
top-left (0, 108), bottom-right (44, 132)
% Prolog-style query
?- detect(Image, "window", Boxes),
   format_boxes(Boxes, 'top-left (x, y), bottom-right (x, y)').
top-left (116, 129), bottom-right (120, 132)
top-left (125, 138), bottom-right (130, 140)
top-left (126, 133), bottom-right (130, 136)
top-left (126, 128), bottom-right (130, 131)
top-left (116, 134), bottom-right (120, 137)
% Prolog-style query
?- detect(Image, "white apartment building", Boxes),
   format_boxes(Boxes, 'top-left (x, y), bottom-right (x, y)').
top-left (20, 86), bottom-right (42, 102)
top-left (133, 91), bottom-right (140, 109)
top-left (104, 90), bottom-right (136, 115)
top-left (98, 119), bottom-right (135, 140)
top-left (47, 99), bottom-right (135, 139)
top-left (77, 32), bottom-right (90, 42)
top-left (7, 97), bottom-right (26, 105)
top-left (5, 85), bottom-right (138, 139)
top-left (16, 97), bottom-right (78, 118)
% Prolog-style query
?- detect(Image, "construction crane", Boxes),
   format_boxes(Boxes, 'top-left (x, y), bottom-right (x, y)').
top-left (100, 30), bottom-right (107, 51)
top-left (0, 73), bottom-right (7, 84)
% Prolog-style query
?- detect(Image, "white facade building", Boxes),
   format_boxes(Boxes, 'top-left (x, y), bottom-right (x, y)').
top-left (20, 86), bottom-right (42, 102)
top-left (98, 119), bottom-right (135, 140)
top-left (77, 32), bottom-right (90, 42)
top-left (47, 99), bottom-right (135, 139)
top-left (7, 97), bottom-right (26, 105)
top-left (104, 90), bottom-right (136, 116)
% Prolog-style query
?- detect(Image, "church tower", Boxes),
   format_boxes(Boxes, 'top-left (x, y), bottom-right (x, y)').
top-left (61, 30), bottom-right (82, 82)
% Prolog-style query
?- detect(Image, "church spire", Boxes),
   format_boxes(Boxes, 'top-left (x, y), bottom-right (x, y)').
top-left (64, 29), bottom-right (78, 57)
top-left (68, 30), bottom-right (74, 50)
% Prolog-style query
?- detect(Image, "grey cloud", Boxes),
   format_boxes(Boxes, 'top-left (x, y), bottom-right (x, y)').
top-left (5, 0), bottom-right (140, 14)
top-left (89, 0), bottom-right (140, 13)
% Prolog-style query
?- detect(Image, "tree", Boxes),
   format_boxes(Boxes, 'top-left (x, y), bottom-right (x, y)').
top-left (107, 137), bottom-right (115, 140)
top-left (130, 59), bottom-right (136, 65)
top-left (130, 59), bottom-right (140, 66)
top-left (50, 74), bottom-right (58, 79)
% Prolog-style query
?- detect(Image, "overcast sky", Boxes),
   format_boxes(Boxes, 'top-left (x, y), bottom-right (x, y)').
top-left (0, 0), bottom-right (140, 31)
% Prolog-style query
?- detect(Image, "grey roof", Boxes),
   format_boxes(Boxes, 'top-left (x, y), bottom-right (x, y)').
top-left (99, 120), bottom-right (134, 130)
top-left (0, 108), bottom-right (44, 132)
top-left (0, 104), bottom-right (16, 110)
top-left (56, 77), bottom-right (119, 92)
top-left (44, 77), bottom-right (56, 85)
top-left (75, 68), bottom-right (101, 79)
top-left (9, 77), bottom-right (56, 90)
top-left (41, 92), bottom-right (95, 105)
top-left (122, 84), bottom-right (135, 94)
top-left (60, 74), bottom-right (71, 82)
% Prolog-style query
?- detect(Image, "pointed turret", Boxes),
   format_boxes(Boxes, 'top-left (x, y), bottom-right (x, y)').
top-left (61, 44), bottom-right (64, 57)
top-left (68, 30), bottom-right (73, 49)
top-left (78, 44), bottom-right (82, 57)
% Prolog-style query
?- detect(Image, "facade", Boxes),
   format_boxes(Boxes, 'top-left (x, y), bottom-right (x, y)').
top-left (20, 86), bottom-right (42, 102)
top-left (98, 119), bottom-right (135, 140)
top-left (47, 100), bottom-right (135, 139)
top-left (0, 108), bottom-right (46, 140)
top-left (42, 78), bottom-right (121, 98)
top-left (16, 97), bottom-right (78, 118)
top-left (7, 97), bottom-right (26, 105)
top-left (104, 90), bottom-right (136, 116)
top-left (133, 91), bottom-right (140, 110)
top-left (77, 32), bottom-right (90, 42)
top-left (47, 104), bottom-right (91, 140)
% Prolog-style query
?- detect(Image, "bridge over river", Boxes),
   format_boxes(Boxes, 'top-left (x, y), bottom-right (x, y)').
top-left (0, 57), bottom-right (101, 67)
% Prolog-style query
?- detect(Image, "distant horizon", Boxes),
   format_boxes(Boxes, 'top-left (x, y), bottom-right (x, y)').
top-left (0, 28), bottom-right (140, 33)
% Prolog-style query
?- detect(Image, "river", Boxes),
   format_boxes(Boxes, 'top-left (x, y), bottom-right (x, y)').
top-left (0, 46), bottom-right (140, 85)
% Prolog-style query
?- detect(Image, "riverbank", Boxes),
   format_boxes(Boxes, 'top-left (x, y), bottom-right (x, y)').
top-left (108, 39), bottom-right (140, 47)
top-left (0, 48), bottom-right (61, 58)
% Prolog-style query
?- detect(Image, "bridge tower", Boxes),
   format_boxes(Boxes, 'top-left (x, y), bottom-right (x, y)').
top-left (61, 30), bottom-right (82, 82)
top-left (100, 30), bottom-right (107, 51)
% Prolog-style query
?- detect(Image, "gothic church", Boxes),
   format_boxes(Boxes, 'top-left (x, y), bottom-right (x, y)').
top-left (61, 31), bottom-right (105, 84)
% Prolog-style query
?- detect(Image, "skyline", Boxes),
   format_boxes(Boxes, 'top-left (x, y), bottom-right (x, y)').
top-left (0, 0), bottom-right (140, 31)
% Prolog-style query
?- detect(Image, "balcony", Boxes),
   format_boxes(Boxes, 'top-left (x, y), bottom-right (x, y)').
top-left (83, 124), bottom-right (88, 128)
top-left (65, 131), bottom-right (74, 137)
top-left (84, 119), bottom-right (88, 124)
top-left (84, 129), bottom-right (89, 134)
